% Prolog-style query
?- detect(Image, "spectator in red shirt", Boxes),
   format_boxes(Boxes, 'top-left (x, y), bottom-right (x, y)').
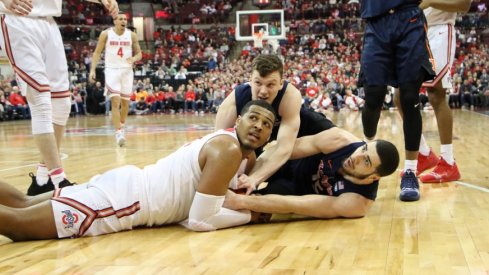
top-left (184, 84), bottom-right (196, 113)
top-left (9, 86), bottom-right (30, 118)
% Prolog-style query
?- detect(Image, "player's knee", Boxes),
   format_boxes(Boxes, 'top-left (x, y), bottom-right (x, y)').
top-left (27, 92), bottom-right (54, 134)
top-left (427, 88), bottom-right (446, 108)
top-left (52, 97), bottom-right (71, 126)
top-left (364, 86), bottom-right (387, 110)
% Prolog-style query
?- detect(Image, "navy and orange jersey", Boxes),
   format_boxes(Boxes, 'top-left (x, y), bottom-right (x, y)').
top-left (259, 142), bottom-right (379, 200)
top-left (360, 0), bottom-right (421, 19)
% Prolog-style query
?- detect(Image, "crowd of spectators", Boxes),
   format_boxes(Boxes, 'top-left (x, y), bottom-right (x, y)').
top-left (1, 0), bottom-right (487, 121)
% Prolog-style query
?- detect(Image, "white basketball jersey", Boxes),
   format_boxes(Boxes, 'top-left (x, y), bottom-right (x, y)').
top-left (142, 129), bottom-right (239, 226)
top-left (424, 7), bottom-right (457, 26)
top-left (0, 0), bottom-right (61, 17)
top-left (105, 28), bottom-right (133, 69)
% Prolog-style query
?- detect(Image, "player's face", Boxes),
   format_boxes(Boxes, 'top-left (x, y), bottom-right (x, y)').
top-left (236, 105), bottom-right (275, 151)
top-left (250, 71), bottom-right (283, 104)
top-left (114, 14), bottom-right (127, 29)
top-left (341, 142), bottom-right (381, 182)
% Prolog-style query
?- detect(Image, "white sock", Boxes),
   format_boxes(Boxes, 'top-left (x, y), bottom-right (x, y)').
top-left (404, 160), bottom-right (418, 173)
top-left (49, 168), bottom-right (66, 188)
top-left (440, 144), bottom-right (454, 165)
top-left (418, 134), bottom-right (430, 156)
top-left (36, 164), bottom-right (49, 186)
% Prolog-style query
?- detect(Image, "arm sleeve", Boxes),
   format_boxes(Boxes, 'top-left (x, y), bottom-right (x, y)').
top-left (180, 192), bottom-right (251, 232)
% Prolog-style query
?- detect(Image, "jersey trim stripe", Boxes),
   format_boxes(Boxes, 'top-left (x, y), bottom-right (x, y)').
top-left (423, 24), bottom-right (452, 88)
top-left (1, 16), bottom-right (51, 93)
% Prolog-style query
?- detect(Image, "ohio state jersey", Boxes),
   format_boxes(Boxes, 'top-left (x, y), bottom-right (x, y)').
top-left (105, 28), bottom-right (133, 69)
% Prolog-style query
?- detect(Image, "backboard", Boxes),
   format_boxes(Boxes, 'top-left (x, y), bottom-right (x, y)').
top-left (235, 9), bottom-right (285, 41)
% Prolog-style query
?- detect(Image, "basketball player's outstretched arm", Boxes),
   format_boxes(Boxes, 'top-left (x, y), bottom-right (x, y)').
top-left (224, 191), bottom-right (373, 219)
top-left (243, 86), bottom-right (302, 193)
top-left (214, 91), bottom-right (238, 130)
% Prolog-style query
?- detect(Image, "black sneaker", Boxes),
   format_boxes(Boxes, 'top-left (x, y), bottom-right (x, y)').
top-left (58, 178), bottom-right (75, 188)
top-left (27, 172), bottom-right (55, 196)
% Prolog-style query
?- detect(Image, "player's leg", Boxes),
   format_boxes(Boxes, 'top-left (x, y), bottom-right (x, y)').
top-left (0, 200), bottom-right (57, 241)
top-left (359, 18), bottom-right (393, 140)
top-left (362, 85), bottom-right (388, 140)
top-left (111, 95), bottom-right (122, 129)
top-left (395, 8), bottom-right (435, 201)
top-left (119, 68), bottom-right (133, 134)
top-left (394, 89), bottom-right (438, 176)
top-left (45, 17), bottom-right (72, 188)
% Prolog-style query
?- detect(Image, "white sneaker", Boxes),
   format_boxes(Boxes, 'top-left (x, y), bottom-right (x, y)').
top-left (116, 131), bottom-right (126, 147)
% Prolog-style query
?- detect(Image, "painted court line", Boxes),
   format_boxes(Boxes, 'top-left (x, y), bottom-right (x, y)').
top-left (0, 153), bottom-right (69, 173)
top-left (455, 181), bottom-right (489, 193)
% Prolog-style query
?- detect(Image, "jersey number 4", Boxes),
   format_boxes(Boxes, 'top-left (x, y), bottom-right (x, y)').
top-left (117, 47), bottom-right (124, 58)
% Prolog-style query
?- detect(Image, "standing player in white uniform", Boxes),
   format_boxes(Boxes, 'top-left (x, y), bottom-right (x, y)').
top-left (0, 0), bottom-right (118, 195)
top-left (90, 13), bottom-right (141, 147)
top-left (394, 0), bottom-right (470, 183)
top-left (0, 100), bottom-right (276, 241)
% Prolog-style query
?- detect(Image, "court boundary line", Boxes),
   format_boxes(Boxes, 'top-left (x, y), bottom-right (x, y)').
top-left (0, 153), bottom-right (68, 173)
top-left (455, 181), bottom-right (489, 193)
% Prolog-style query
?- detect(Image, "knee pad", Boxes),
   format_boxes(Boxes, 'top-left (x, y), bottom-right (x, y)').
top-left (51, 97), bottom-right (71, 126)
top-left (26, 89), bottom-right (53, 135)
top-left (364, 86), bottom-right (387, 110)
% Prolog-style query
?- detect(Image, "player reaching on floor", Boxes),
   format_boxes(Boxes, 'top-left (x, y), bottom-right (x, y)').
top-left (224, 123), bottom-right (400, 219)
top-left (90, 12), bottom-right (142, 147)
top-left (0, 100), bottom-right (275, 241)
top-left (0, 0), bottom-right (118, 195)
top-left (393, 0), bottom-right (469, 183)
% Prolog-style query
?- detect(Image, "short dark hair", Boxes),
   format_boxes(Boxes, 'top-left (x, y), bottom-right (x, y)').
top-left (252, 54), bottom-right (283, 78)
top-left (241, 100), bottom-right (277, 121)
top-left (375, 140), bottom-right (400, 177)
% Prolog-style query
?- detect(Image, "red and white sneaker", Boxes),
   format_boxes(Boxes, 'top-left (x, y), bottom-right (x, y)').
top-left (417, 149), bottom-right (439, 175)
top-left (420, 157), bottom-right (461, 183)
top-left (400, 149), bottom-right (439, 177)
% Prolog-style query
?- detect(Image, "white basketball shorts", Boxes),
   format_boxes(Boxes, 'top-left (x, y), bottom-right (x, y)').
top-left (51, 165), bottom-right (148, 238)
top-left (423, 24), bottom-right (456, 89)
top-left (0, 15), bottom-right (69, 97)
top-left (104, 67), bottom-right (134, 100)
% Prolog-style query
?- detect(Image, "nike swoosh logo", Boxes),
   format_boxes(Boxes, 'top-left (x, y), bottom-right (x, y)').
top-left (414, 103), bottom-right (420, 108)
top-left (439, 32), bottom-right (444, 35)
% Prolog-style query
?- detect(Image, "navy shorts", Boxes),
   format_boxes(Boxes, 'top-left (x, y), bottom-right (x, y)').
top-left (359, 6), bottom-right (435, 88)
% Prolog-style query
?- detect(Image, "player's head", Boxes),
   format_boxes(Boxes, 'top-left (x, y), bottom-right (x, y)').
top-left (341, 140), bottom-right (400, 183)
top-left (250, 55), bottom-right (284, 104)
top-left (236, 100), bottom-right (276, 151)
top-left (113, 13), bottom-right (128, 29)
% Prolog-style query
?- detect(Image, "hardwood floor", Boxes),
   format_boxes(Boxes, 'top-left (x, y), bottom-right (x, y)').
top-left (0, 109), bottom-right (488, 274)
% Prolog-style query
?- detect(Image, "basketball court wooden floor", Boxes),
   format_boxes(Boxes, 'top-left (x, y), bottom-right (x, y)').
top-left (0, 109), bottom-right (488, 274)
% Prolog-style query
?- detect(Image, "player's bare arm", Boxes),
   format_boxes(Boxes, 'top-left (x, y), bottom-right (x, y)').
top-left (185, 135), bottom-right (252, 231)
top-left (214, 91), bottom-right (238, 130)
top-left (420, 0), bottom-right (471, 12)
top-left (290, 127), bottom-right (358, 160)
top-left (224, 191), bottom-right (373, 219)
top-left (197, 135), bottom-right (243, 195)
top-left (1, 0), bottom-right (32, 16)
top-left (127, 31), bottom-right (142, 65)
top-left (245, 85), bottom-right (302, 190)
top-left (89, 30), bottom-right (108, 83)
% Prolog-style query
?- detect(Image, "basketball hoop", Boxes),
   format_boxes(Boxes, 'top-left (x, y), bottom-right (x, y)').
top-left (253, 32), bottom-right (264, 48)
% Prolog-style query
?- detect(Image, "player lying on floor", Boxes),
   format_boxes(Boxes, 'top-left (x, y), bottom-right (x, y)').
top-left (0, 100), bottom-right (275, 241)
top-left (225, 125), bottom-right (400, 219)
